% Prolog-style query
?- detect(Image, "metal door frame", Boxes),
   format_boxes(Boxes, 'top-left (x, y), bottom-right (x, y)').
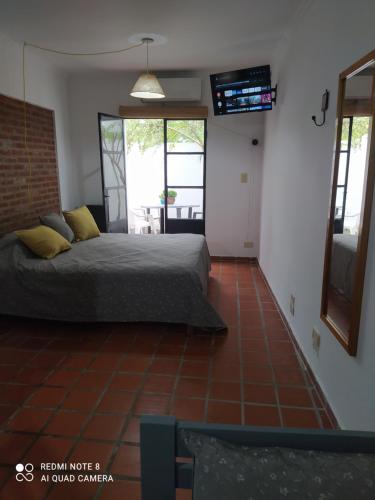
top-left (163, 118), bottom-right (207, 235)
top-left (98, 113), bottom-right (128, 233)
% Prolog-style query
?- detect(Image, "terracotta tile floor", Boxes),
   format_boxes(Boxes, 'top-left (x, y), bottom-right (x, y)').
top-left (0, 261), bottom-right (335, 499)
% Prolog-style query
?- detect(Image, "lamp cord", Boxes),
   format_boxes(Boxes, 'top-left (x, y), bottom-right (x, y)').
top-left (22, 40), bottom-right (144, 207)
top-left (146, 39), bottom-right (149, 74)
top-left (22, 42), bottom-right (33, 204)
top-left (24, 40), bottom-right (144, 56)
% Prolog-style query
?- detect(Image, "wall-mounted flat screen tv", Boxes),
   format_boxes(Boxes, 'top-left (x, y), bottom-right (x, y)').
top-left (210, 65), bottom-right (272, 116)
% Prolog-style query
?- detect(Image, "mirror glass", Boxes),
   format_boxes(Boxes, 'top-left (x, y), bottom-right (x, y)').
top-left (322, 56), bottom-right (374, 353)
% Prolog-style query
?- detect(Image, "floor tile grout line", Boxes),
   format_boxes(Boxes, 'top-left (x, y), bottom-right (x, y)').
top-left (1, 355), bottom-right (246, 430)
top-left (257, 267), bottom-right (335, 429)
top-left (1, 356), bottom-right (330, 401)
top-left (0, 392), bottom-right (325, 436)
top-left (311, 388), bottom-right (336, 428)
top-left (5, 332), bottom-right (130, 434)
top-left (0, 339), bottom-right (75, 488)
top-left (165, 330), bottom-right (190, 418)
top-left (256, 270), bottom-right (329, 427)
top-left (0, 394), bottom-right (326, 450)
top-left (296, 363), bottom-right (324, 429)
top-left (1, 327), bottom-right (132, 498)
top-left (94, 327), bottom-right (168, 500)
top-left (0, 368), bottom-right (317, 386)
top-left (43, 331), bottom-right (138, 500)
top-left (0, 340), bottom-right (58, 428)
top-left (302, 370), bottom-right (335, 426)
top-left (0, 352), bottom-right (216, 373)
top-left (0, 333), bottom-right (105, 433)
top-left (251, 267), bottom-right (284, 427)
top-left (204, 356), bottom-right (213, 421)
top-left (0, 466), bottom-right (12, 491)
top-left (205, 260), bottom-right (223, 421)
top-left (235, 265), bottom-right (245, 426)
top-left (0, 261), bottom-right (336, 497)
top-left (1, 336), bottom-right (56, 390)
top-left (257, 269), bottom-right (328, 429)
top-left (4, 328), bottom-right (153, 427)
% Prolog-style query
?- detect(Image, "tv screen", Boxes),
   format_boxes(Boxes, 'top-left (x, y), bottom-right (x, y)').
top-left (210, 65), bottom-right (272, 116)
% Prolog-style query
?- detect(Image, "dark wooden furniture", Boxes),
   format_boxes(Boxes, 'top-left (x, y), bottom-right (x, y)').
top-left (87, 203), bottom-right (128, 233)
top-left (86, 204), bottom-right (108, 232)
top-left (140, 415), bottom-right (375, 500)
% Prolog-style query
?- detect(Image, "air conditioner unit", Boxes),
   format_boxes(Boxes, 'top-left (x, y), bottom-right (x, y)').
top-left (158, 78), bottom-right (202, 102)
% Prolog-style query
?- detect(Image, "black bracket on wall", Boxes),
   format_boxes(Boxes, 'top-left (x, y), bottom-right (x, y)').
top-left (271, 84), bottom-right (278, 105)
top-left (312, 89), bottom-right (329, 127)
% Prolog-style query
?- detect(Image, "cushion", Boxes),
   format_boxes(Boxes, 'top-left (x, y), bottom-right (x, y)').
top-left (40, 212), bottom-right (74, 242)
top-left (15, 225), bottom-right (72, 259)
top-left (182, 431), bottom-right (375, 500)
top-left (63, 206), bottom-right (100, 241)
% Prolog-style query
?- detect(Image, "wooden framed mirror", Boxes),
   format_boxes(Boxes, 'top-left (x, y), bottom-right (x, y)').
top-left (321, 50), bottom-right (375, 356)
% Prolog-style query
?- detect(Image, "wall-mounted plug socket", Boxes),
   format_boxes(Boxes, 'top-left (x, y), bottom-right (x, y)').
top-left (244, 241), bottom-right (253, 248)
top-left (289, 294), bottom-right (295, 316)
top-left (312, 328), bottom-right (321, 354)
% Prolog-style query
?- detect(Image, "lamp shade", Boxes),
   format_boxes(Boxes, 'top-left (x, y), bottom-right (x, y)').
top-left (130, 73), bottom-right (165, 99)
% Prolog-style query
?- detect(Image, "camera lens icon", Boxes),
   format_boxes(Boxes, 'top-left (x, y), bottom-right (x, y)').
top-left (15, 463), bottom-right (34, 482)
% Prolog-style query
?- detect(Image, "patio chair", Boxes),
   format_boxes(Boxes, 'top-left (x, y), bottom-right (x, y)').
top-left (129, 209), bottom-right (160, 234)
top-left (129, 208), bottom-right (151, 234)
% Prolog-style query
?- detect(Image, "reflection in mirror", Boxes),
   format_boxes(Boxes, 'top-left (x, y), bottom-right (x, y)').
top-left (321, 52), bottom-right (375, 355)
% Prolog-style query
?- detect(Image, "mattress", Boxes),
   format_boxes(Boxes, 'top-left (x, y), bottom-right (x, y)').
top-left (0, 232), bottom-right (225, 329)
top-left (329, 233), bottom-right (358, 301)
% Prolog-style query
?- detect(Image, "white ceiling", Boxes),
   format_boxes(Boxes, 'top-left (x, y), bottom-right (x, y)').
top-left (0, 0), bottom-right (307, 73)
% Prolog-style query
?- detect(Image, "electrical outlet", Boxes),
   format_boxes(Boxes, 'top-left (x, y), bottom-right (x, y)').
top-left (289, 294), bottom-right (295, 316)
top-left (240, 173), bottom-right (248, 183)
top-left (244, 241), bottom-right (253, 248)
top-left (312, 328), bottom-right (321, 354)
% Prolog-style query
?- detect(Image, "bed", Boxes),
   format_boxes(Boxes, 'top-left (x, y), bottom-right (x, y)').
top-left (140, 415), bottom-right (375, 500)
top-left (0, 232), bottom-right (225, 329)
top-left (330, 233), bottom-right (358, 301)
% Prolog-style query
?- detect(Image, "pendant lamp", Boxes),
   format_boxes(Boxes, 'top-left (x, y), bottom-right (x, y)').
top-left (130, 38), bottom-right (165, 99)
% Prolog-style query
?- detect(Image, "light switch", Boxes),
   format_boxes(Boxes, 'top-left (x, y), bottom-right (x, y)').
top-left (240, 173), bottom-right (248, 183)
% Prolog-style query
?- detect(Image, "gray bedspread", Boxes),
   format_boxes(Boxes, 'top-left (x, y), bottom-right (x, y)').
top-left (330, 233), bottom-right (358, 301)
top-left (0, 233), bottom-right (225, 329)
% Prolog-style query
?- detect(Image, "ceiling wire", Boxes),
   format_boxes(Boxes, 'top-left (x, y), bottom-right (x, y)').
top-left (22, 40), bottom-right (144, 206)
top-left (24, 40), bottom-right (144, 56)
top-left (146, 39), bottom-right (149, 73)
top-left (22, 42), bottom-right (33, 204)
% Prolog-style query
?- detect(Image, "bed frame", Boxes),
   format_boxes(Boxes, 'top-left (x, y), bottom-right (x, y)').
top-left (140, 415), bottom-right (375, 500)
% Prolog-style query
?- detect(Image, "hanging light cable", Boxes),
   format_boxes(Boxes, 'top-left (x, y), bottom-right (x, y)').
top-left (21, 39), bottom-right (145, 204)
top-left (24, 40), bottom-right (144, 56)
top-left (130, 38), bottom-right (165, 99)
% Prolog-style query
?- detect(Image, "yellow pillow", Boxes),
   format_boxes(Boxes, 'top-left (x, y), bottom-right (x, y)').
top-left (15, 225), bottom-right (72, 259)
top-left (63, 205), bottom-right (100, 241)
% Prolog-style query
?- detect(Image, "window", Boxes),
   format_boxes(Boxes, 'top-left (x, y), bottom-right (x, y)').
top-left (334, 116), bottom-right (369, 235)
top-left (123, 118), bottom-right (207, 235)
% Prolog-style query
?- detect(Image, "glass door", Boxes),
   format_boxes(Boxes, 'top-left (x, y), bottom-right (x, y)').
top-left (164, 119), bottom-right (206, 234)
top-left (98, 114), bottom-right (128, 232)
top-left (124, 119), bottom-right (165, 234)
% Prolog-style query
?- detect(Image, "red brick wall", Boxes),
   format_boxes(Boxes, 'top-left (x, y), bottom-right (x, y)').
top-left (0, 94), bottom-right (61, 235)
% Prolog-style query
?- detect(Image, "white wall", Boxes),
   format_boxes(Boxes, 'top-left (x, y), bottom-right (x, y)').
top-left (0, 32), bottom-right (80, 210)
top-left (259, 0), bottom-right (375, 430)
top-left (68, 70), bottom-right (264, 257)
top-left (205, 73), bottom-right (264, 258)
